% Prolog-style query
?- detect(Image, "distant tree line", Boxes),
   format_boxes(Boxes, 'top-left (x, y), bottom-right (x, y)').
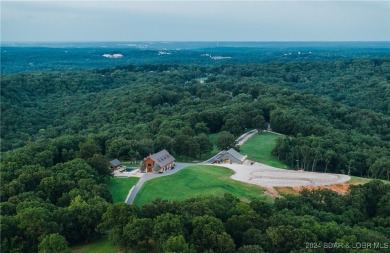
top-left (3, 45), bottom-right (389, 74)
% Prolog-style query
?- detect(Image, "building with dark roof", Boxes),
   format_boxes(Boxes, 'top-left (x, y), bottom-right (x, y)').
top-left (142, 149), bottom-right (175, 173)
top-left (110, 159), bottom-right (122, 169)
top-left (210, 148), bottom-right (247, 164)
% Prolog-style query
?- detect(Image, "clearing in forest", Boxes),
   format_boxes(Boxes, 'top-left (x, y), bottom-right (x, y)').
top-left (134, 165), bottom-right (269, 206)
top-left (240, 132), bottom-right (289, 169)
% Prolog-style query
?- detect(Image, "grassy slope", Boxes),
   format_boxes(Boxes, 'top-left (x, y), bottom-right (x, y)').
top-left (240, 132), bottom-right (289, 169)
top-left (107, 177), bottom-right (139, 203)
top-left (134, 165), bottom-right (269, 206)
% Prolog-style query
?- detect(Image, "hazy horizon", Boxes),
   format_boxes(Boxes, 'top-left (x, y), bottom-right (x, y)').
top-left (1, 1), bottom-right (389, 42)
top-left (2, 40), bottom-right (390, 43)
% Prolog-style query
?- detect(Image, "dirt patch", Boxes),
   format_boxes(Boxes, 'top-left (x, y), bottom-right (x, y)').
top-left (274, 187), bottom-right (300, 196)
top-left (263, 187), bottom-right (283, 198)
top-left (275, 183), bottom-right (361, 196)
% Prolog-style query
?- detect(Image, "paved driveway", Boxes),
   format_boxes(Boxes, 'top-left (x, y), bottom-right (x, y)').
top-left (125, 163), bottom-right (193, 204)
top-left (236, 129), bottom-right (258, 146)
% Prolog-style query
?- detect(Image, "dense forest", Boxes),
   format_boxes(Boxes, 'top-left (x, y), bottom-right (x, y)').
top-left (2, 59), bottom-right (390, 178)
top-left (1, 56), bottom-right (390, 252)
top-left (101, 182), bottom-right (390, 253)
top-left (2, 173), bottom-right (390, 253)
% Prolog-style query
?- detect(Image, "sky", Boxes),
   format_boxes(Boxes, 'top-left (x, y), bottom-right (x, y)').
top-left (1, 0), bottom-right (389, 42)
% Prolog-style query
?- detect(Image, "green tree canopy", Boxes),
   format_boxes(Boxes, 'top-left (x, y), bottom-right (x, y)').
top-left (216, 131), bottom-right (236, 151)
top-left (38, 233), bottom-right (71, 253)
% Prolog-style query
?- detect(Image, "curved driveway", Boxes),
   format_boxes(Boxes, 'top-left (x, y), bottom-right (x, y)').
top-left (236, 129), bottom-right (258, 146)
top-left (125, 163), bottom-right (193, 204)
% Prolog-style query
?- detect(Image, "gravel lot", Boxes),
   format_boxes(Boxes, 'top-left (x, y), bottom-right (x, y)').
top-left (214, 162), bottom-right (351, 187)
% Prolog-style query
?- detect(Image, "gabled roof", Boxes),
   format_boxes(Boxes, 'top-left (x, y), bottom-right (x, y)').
top-left (110, 159), bottom-right (121, 167)
top-left (226, 148), bottom-right (246, 161)
top-left (148, 149), bottom-right (175, 168)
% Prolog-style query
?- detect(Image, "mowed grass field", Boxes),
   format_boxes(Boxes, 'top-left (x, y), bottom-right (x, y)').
top-left (240, 132), bottom-right (289, 169)
top-left (134, 165), bottom-right (269, 206)
top-left (107, 177), bottom-right (139, 203)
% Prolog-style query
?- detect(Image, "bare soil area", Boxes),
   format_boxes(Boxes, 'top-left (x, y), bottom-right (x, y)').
top-left (276, 183), bottom-right (351, 195)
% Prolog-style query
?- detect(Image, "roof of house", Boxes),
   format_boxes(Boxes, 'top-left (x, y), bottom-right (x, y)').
top-left (110, 159), bottom-right (121, 167)
top-left (147, 149), bottom-right (175, 168)
top-left (226, 148), bottom-right (246, 161)
top-left (209, 149), bottom-right (246, 163)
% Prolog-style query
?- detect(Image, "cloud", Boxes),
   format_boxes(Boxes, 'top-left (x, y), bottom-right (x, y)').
top-left (1, 1), bottom-right (389, 41)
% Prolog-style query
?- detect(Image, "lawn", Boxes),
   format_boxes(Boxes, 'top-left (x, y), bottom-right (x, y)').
top-left (107, 177), bottom-right (139, 203)
top-left (71, 236), bottom-right (119, 253)
top-left (240, 132), bottom-right (289, 169)
top-left (134, 165), bottom-right (269, 206)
